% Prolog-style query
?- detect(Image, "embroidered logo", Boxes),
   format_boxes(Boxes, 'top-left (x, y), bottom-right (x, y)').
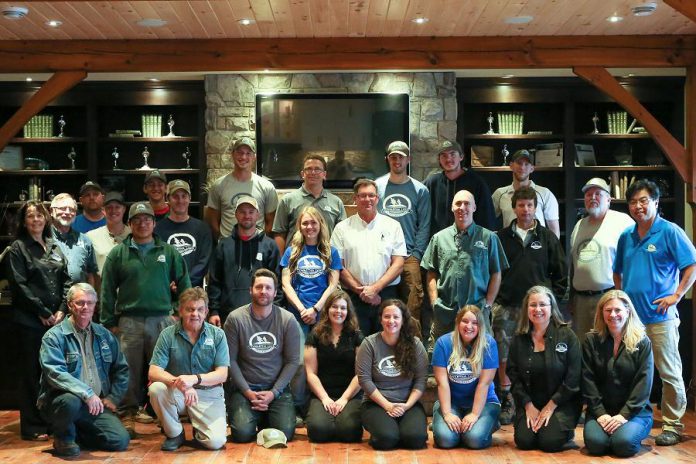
top-left (530, 241), bottom-right (542, 250)
top-left (157, 254), bottom-right (166, 263)
top-left (377, 356), bottom-right (401, 377)
top-left (555, 342), bottom-right (568, 353)
top-left (249, 332), bottom-right (277, 354)
top-left (474, 240), bottom-right (488, 250)
top-left (382, 194), bottom-right (411, 218)
top-left (167, 233), bottom-right (197, 257)
top-left (646, 244), bottom-right (657, 253)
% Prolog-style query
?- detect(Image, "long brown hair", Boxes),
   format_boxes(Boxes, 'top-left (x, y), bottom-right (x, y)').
top-left (287, 206), bottom-right (332, 277)
top-left (16, 200), bottom-right (51, 240)
top-left (379, 299), bottom-right (418, 377)
top-left (312, 289), bottom-right (360, 346)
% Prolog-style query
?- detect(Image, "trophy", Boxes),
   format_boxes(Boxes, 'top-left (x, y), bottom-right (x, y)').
top-left (139, 146), bottom-right (151, 170)
top-left (58, 115), bottom-right (66, 137)
top-left (19, 190), bottom-right (28, 202)
top-left (486, 112), bottom-right (495, 135)
top-left (67, 146), bottom-right (77, 169)
top-left (182, 146), bottom-right (191, 169)
top-left (167, 114), bottom-right (175, 137)
top-left (46, 189), bottom-right (55, 201)
top-left (592, 112), bottom-right (600, 134)
top-left (112, 147), bottom-right (120, 170)
top-left (501, 144), bottom-right (510, 165)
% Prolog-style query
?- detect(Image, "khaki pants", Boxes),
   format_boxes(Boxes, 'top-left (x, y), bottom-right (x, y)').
top-left (398, 256), bottom-right (425, 321)
top-left (569, 293), bottom-right (603, 343)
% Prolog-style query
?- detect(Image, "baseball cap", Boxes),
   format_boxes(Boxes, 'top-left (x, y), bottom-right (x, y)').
top-left (256, 428), bottom-right (287, 449)
top-left (128, 202), bottom-right (155, 221)
top-left (231, 137), bottom-right (256, 153)
top-left (144, 170), bottom-right (167, 184)
top-left (235, 195), bottom-right (259, 210)
top-left (167, 179), bottom-right (191, 196)
top-left (509, 149), bottom-right (534, 164)
top-left (79, 181), bottom-right (104, 196)
top-left (582, 177), bottom-right (611, 194)
top-left (436, 139), bottom-right (463, 156)
top-left (386, 141), bottom-right (410, 157)
top-left (104, 191), bottom-right (125, 205)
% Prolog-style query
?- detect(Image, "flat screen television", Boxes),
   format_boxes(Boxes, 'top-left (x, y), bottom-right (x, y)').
top-left (256, 93), bottom-right (410, 188)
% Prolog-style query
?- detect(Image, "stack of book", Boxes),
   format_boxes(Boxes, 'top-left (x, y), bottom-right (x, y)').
top-left (607, 110), bottom-right (628, 134)
top-left (141, 114), bottom-right (162, 138)
top-left (108, 130), bottom-right (142, 138)
top-left (23, 115), bottom-right (54, 138)
top-left (610, 171), bottom-right (636, 199)
top-left (497, 111), bottom-right (524, 134)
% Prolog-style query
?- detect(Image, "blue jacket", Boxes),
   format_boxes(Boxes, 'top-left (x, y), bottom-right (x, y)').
top-left (38, 318), bottom-right (129, 409)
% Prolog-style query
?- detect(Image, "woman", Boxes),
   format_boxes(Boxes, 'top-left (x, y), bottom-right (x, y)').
top-left (582, 290), bottom-right (653, 457)
top-left (507, 285), bottom-right (581, 452)
top-left (432, 305), bottom-right (500, 449)
top-left (6, 200), bottom-right (71, 440)
top-left (304, 290), bottom-right (363, 442)
top-left (356, 299), bottom-right (428, 450)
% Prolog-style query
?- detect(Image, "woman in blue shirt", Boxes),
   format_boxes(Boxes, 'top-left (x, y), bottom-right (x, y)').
top-left (432, 305), bottom-right (500, 449)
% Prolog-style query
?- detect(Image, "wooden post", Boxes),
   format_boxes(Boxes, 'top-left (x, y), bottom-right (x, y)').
top-left (687, 64), bottom-right (696, 410)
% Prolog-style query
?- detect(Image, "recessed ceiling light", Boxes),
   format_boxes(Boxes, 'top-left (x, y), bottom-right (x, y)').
top-left (25, 77), bottom-right (32, 82)
top-left (238, 18), bottom-right (255, 26)
top-left (136, 18), bottom-right (168, 28)
top-left (2, 6), bottom-right (29, 20)
top-left (505, 16), bottom-right (534, 24)
top-left (502, 74), bottom-right (515, 79)
top-left (607, 15), bottom-right (624, 23)
top-left (632, 2), bottom-right (657, 16)
top-left (45, 20), bottom-right (62, 27)
top-left (149, 78), bottom-right (160, 82)
top-left (411, 17), bottom-right (429, 24)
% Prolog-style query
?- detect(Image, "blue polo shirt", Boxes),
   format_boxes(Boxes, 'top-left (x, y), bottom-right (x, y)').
top-left (150, 321), bottom-right (229, 375)
top-left (614, 216), bottom-right (696, 324)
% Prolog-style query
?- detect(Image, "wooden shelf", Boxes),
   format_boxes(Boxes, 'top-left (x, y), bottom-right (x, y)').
top-left (10, 137), bottom-right (87, 143)
top-left (471, 166), bottom-right (564, 172)
top-left (99, 136), bottom-right (199, 143)
top-left (574, 133), bottom-right (651, 140)
top-left (0, 169), bottom-right (88, 176)
top-left (98, 169), bottom-right (199, 175)
top-left (575, 198), bottom-right (676, 204)
top-left (463, 134), bottom-right (563, 140)
top-left (574, 165), bottom-right (672, 171)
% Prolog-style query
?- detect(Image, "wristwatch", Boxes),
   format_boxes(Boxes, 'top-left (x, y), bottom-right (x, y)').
top-left (482, 302), bottom-right (492, 312)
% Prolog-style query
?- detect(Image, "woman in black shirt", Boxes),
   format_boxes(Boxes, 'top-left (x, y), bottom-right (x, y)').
top-left (507, 285), bottom-right (582, 452)
top-left (582, 290), bottom-right (653, 457)
top-left (7, 201), bottom-right (71, 440)
top-left (304, 289), bottom-right (363, 442)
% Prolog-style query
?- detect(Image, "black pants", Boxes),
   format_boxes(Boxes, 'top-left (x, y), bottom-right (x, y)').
top-left (305, 397), bottom-right (362, 443)
top-left (18, 325), bottom-right (48, 438)
top-left (513, 408), bottom-right (573, 452)
top-left (360, 400), bottom-right (427, 451)
top-left (349, 286), bottom-right (399, 336)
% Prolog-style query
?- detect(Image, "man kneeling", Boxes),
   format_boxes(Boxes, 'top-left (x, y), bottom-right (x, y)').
top-left (148, 287), bottom-right (229, 451)
top-left (38, 283), bottom-right (130, 457)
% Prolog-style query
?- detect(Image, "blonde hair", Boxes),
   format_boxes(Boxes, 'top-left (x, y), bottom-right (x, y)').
top-left (593, 290), bottom-right (646, 353)
top-left (449, 305), bottom-right (489, 377)
top-left (516, 285), bottom-right (567, 334)
top-left (287, 206), bottom-right (332, 276)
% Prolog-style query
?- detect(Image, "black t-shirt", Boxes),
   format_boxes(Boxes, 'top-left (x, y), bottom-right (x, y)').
top-left (306, 329), bottom-right (363, 399)
top-left (529, 350), bottom-right (548, 409)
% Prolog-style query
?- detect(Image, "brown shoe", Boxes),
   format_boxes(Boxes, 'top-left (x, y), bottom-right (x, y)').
top-left (121, 412), bottom-right (136, 438)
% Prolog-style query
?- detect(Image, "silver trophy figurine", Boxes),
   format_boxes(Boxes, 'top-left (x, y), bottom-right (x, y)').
top-left (46, 189), bottom-right (55, 201)
top-left (182, 146), bottom-right (191, 169)
top-left (58, 115), bottom-right (66, 137)
top-left (592, 112), bottom-right (600, 134)
top-left (139, 146), bottom-right (151, 170)
top-left (19, 190), bottom-right (28, 202)
top-left (486, 112), bottom-right (495, 135)
top-left (502, 144), bottom-right (510, 165)
top-left (112, 147), bottom-right (120, 170)
top-left (67, 146), bottom-right (77, 169)
top-left (167, 114), bottom-right (175, 137)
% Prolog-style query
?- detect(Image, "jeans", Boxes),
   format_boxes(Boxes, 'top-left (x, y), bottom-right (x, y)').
top-left (432, 400), bottom-right (500, 449)
top-left (645, 319), bottom-right (686, 435)
top-left (349, 285), bottom-right (399, 335)
top-left (584, 414), bottom-right (652, 457)
top-left (360, 400), bottom-right (427, 450)
top-left (228, 389), bottom-right (296, 443)
top-left (42, 392), bottom-right (130, 451)
top-left (305, 397), bottom-right (362, 443)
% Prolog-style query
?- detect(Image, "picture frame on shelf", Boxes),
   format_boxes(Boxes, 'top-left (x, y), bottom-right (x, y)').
top-left (575, 144), bottom-right (597, 166)
top-left (534, 143), bottom-right (563, 167)
top-left (0, 145), bottom-right (23, 170)
top-left (470, 145), bottom-right (495, 167)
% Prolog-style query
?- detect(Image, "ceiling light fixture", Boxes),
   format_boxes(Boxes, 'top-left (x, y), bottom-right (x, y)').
top-left (607, 14), bottom-right (624, 23)
top-left (632, 2), bottom-right (657, 16)
top-left (25, 77), bottom-right (32, 82)
top-left (505, 16), bottom-right (533, 24)
top-left (45, 20), bottom-right (62, 27)
top-left (411, 17), bottom-right (429, 24)
top-left (502, 74), bottom-right (515, 79)
top-left (149, 78), bottom-right (160, 82)
top-left (2, 6), bottom-right (29, 20)
top-left (136, 18), bottom-right (167, 28)
top-left (238, 18), bottom-right (255, 26)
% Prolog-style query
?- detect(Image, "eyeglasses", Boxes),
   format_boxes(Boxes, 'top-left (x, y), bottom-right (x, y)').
top-left (52, 206), bottom-right (76, 212)
top-left (356, 193), bottom-right (377, 200)
top-left (72, 300), bottom-right (97, 308)
top-left (628, 197), bottom-right (653, 207)
top-left (130, 216), bottom-right (154, 225)
top-left (302, 167), bottom-right (325, 174)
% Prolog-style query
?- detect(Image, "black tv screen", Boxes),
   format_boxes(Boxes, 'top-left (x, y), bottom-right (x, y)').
top-left (256, 93), bottom-right (409, 188)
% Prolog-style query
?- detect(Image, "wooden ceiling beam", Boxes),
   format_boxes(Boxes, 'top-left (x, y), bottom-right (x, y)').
top-left (686, 65), bottom-right (696, 203)
top-left (665, 0), bottom-right (696, 24)
top-left (0, 70), bottom-right (86, 150)
top-left (0, 35), bottom-right (694, 73)
top-left (573, 66), bottom-right (689, 183)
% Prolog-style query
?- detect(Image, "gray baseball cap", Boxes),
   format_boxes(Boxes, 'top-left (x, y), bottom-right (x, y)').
top-left (386, 141), bottom-right (410, 157)
top-left (582, 177), bottom-right (611, 194)
top-left (104, 191), bottom-right (125, 205)
top-left (231, 137), bottom-right (256, 153)
top-left (128, 201), bottom-right (155, 221)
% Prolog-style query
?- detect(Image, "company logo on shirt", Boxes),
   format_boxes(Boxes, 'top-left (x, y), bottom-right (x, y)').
top-left (530, 241), bottom-right (542, 250)
top-left (377, 355), bottom-right (401, 377)
top-left (448, 360), bottom-right (477, 384)
top-left (474, 240), bottom-right (488, 250)
top-left (297, 255), bottom-right (326, 279)
top-left (249, 331), bottom-right (277, 354)
top-left (167, 233), bottom-right (197, 257)
top-left (646, 244), bottom-right (657, 253)
top-left (382, 194), bottom-right (411, 218)
top-left (555, 342), bottom-right (568, 353)
top-left (157, 254), bottom-right (166, 263)
top-left (577, 239), bottom-right (600, 262)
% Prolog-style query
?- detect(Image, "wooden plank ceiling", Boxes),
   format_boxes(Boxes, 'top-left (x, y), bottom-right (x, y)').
top-left (0, 0), bottom-right (694, 40)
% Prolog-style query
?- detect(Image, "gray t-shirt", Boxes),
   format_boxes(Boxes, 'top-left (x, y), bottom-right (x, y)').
top-left (224, 304), bottom-right (301, 398)
top-left (356, 332), bottom-right (428, 404)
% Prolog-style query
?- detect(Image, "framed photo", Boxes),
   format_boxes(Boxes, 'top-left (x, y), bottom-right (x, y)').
top-left (575, 144), bottom-right (597, 166)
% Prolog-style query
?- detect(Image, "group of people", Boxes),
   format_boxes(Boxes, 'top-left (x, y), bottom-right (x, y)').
top-left (5, 135), bottom-right (695, 457)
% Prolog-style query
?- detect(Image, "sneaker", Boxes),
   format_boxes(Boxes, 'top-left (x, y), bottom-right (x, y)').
top-left (121, 412), bottom-right (136, 438)
top-left (295, 415), bottom-right (305, 428)
top-left (161, 430), bottom-right (185, 451)
top-left (655, 430), bottom-right (681, 446)
top-left (499, 391), bottom-right (515, 425)
top-left (54, 439), bottom-right (80, 457)
top-left (135, 406), bottom-right (156, 424)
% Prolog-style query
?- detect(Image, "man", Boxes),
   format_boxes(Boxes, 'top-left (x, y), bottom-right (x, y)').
top-left (272, 154), bottom-right (346, 253)
top-left (614, 179), bottom-right (696, 446)
top-left (38, 283), bottom-right (130, 457)
top-left (207, 196), bottom-right (281, 327)
top-left (224, 268), bottom-right (301, 443)
top-left (424, 139), bottom-right (496, 235)
top-left (86, 191), bottom-right (131, 276)
top-left (155, 179), bottom-right (213, 287)
top-left (73, 181), bottom-right (106, 233)
top-left (205, 137), bottom-right (278, 239)
top-left (569, 177), bottom-right (634, 341)
top-left (493, 186), bottom-right (566, 424)
top-left (331, 178), bottom-right (407, 335)
top-left (491, 149), bottom-right (561, 237)
top-left (326, 149), bottom-right (354, 180)
top-left (50, 193), bottom-right (98, 287)
top-left (100, 201), bottom-right (191, 436)
top-left (143, 170), bottom-right (170, 221)
top-left (421, 189), bottom-right (508, 350)
top-left (375, 140), bottom-right (431, 329)
top-left (148, 287), bottom-right (229, 451)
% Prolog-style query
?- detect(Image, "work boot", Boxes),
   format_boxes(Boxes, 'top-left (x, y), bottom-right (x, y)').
top-left (53, 439), bottom-right (80, 457)
top-left (161, 430), bottom-right (185, 451)
top-left (499, 390), bottom-right (515, 425)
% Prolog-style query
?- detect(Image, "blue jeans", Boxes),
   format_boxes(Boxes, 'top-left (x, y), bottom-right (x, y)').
top-left (432, 400), bottom-right (500, 449)
top-left (584, 415), bottom-right (652, 457)
top-left (228, 389), bottom-right (295, 443)
top-left (42, 392), bottom-right (130, 451)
